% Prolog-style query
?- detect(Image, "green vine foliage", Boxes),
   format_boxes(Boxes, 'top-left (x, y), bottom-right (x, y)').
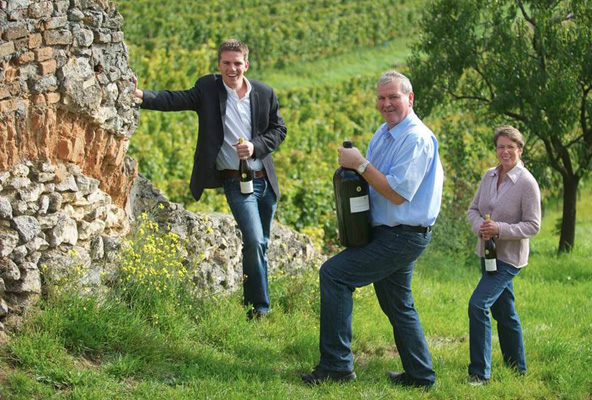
top-left (122, 0), bottom-right (493, 256)
top-left (273, 76), bottom-right (380, 250)
top-left (424, 106), bottom-right (496, 261)
top-left (118, 0), bottom-right (422, 70)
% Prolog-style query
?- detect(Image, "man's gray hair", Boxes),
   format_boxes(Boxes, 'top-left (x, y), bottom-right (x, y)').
top-left (378, 70), bottom-right (413, 94)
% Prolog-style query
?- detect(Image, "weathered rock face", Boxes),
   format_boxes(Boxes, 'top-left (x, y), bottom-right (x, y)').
top-left (0, 0), bottom-right (141, 332)
top-left (0, 158), bottom-right (130, 330)
top-left (126, 175), bottom-right (324, 297)
top-left (0, 0), bottom-right (324, 333)
top-left (0, 0), bottom-right (138, 206)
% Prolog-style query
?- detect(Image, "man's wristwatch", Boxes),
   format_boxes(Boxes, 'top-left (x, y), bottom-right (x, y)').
top-left (357, 160), bottom-right (371, 175)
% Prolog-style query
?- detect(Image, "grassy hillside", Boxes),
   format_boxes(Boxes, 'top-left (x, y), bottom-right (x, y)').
top-left (0, 185), bottom-right (590, 400)
top-left (251, 38), bottom-right (414, 90)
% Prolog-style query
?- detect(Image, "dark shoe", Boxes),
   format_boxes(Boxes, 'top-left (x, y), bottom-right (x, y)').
top-left (246, 308), bottom-right (267, 321)
top-left (506, 363), bottom-right (526, 376)
top-left (469, 374), bottom-right (489, 386)
top-left (387, 371), bottom-right (434, 389)
top-left (301, 365), bottom-right (356, 385)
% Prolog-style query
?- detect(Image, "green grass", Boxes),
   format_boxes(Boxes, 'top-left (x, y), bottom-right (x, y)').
top-left (1, 188), bottom-right (591, 399)
top-left (251, 38), bottom-right (413, 90)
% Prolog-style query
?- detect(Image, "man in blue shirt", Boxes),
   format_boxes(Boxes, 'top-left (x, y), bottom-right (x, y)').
top-left (302, 70), bottom-right (444, 389)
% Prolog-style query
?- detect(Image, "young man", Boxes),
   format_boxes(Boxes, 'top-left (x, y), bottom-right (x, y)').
top-left (302, 70), bottom-right (443, 388)
top-left (133, 39), bottom-right (287, 320)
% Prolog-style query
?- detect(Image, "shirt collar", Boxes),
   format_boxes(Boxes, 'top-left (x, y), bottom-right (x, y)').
top-left (223, 78), bottom-right (251, 100)
top-left (385, 110), bottom-right (417, 138)
top-left (491, 160), bottom-right (525, 183)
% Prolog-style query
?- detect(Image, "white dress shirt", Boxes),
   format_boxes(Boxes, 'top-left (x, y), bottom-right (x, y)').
top-left (216, 79), bottom-right (264, 171)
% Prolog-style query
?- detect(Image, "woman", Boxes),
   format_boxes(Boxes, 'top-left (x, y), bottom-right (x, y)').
top-left (466, 125), bottom-right (541, 385)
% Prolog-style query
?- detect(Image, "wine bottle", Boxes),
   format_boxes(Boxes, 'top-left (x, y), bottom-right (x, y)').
top-left (333, 140), bottom-right (371, 247)
top-left (483, 214), bottom-right (497, 274)
top-left (238, 138), bottom-right (254, 194)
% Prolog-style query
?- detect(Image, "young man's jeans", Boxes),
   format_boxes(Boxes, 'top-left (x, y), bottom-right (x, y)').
top-left (468, 258), bottom-right (526, 379)
top-left (318, 225), bottom-right (436, 386)
top-left (224, 176), bottom-right (277, 314)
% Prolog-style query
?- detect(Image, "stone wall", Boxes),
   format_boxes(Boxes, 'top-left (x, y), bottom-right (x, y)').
top-left (0, 0), bottom-right (139, 332)
top-left (0, 0), bottom-right (138, 206)
top-left (127, 175), bottom-right (324, 296)
top-left (0, 158), bottom-right (324, 334)
top-left (0, 158), bottom-right (130, 327)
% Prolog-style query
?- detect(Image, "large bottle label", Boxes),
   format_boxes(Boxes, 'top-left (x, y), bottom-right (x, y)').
top-left (350, 195), bottom-right (369, 213)
top-left (484, 258), bottom-right (497, 272)
top-left (240, 181), bottom-right (253, 194)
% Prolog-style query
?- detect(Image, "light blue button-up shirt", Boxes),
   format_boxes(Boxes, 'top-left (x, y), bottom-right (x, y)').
top-left (366, 111), bottom-right (444, 227)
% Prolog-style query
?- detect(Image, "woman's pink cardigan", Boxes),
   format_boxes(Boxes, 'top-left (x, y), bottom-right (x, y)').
top-left (467, 164), bottom-right (541, 268)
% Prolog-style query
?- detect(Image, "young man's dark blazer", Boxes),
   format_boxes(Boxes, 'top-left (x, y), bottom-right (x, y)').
top-left (141, 73), bottom-right (287, 202)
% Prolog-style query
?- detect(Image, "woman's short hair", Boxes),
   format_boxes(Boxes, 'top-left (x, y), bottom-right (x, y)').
top-left (493, 125), bottom-right (525, 149)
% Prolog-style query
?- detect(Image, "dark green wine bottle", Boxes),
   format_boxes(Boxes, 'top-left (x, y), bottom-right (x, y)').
top-left (483, 214), bottom-right (497, 274)
top-left (333, 140), bottom-right (371, 247)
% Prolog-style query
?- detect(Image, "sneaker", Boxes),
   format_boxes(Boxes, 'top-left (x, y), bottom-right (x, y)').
top-left (386, 371), bottom-right (434, 389)
top-left (469, 374), bottom-right (489, 386)
top-left (301, 365), bottom-right (356, 385)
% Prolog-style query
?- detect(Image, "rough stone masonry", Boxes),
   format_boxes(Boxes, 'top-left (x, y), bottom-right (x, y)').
top-left (0, 0), bottom-right (322, 336)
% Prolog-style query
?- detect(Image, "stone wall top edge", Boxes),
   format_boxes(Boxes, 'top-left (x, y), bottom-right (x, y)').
top-left (0, 0), bottom-right (139, 138)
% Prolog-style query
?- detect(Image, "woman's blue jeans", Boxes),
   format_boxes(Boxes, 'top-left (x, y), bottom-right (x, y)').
top-left (224, 176), bottom-right (277, 313)
top-left (318, 225), bottom-right (436, 386)
top-left (468, 258), bottom-right (526, 379)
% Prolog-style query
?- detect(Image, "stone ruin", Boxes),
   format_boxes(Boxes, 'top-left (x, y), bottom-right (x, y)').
top-left (0, 0), bottom-right (322, 336)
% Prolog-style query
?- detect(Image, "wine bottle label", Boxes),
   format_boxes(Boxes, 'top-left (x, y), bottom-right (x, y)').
top-left (350, 195), bottom-right (369, 213)
top-left (240, 181), bottom-right (253, 194)
top-left (484, 258), bottom-right (497, 272)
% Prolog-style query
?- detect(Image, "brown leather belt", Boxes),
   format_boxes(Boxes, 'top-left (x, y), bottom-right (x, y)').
top-left (222, 169), bottom-right (266, 179)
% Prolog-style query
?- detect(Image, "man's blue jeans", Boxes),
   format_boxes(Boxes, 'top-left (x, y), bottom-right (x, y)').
top-left (224, 176), bottom-right (277, 314)
top-left (318, 225), bottom-right (436, 385)
top-left (468, 258), bottom-right (526, 379)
